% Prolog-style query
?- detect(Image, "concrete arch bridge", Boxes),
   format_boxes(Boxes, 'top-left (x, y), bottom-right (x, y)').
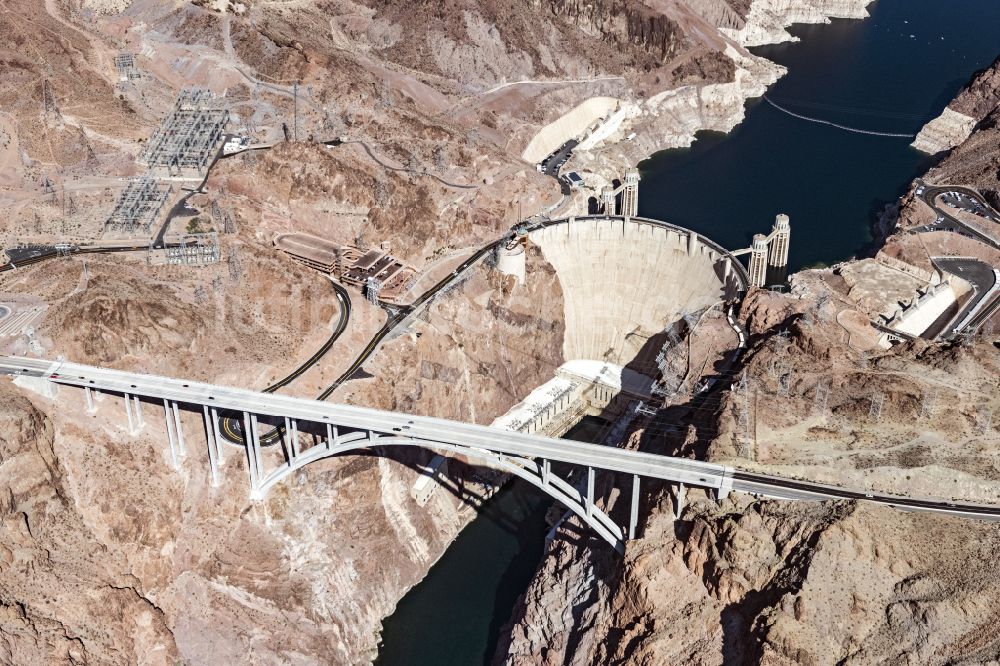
top-left (6, 357), bottom-right (1000, 556)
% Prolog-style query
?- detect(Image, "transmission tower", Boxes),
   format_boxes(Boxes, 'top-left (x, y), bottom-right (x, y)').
top-left (735, 371), bottom-right (754, 460)
top-left (211, 199), bottom-right (222, 227)
top-left (919, 390), bottom-right (937, 419)
top-left (366, 278), bottom-right (382, 305)
top-left (976, 406), bottom-right (993, 435)
top-left (868, 392), bottom-right (885, 420)
top-left (227, 247), bottom-right (243, 281)
top-left (778, 372), bottom-right (791, 397)
top-left (635, 401), bottom-right (656, 417)
top-left (813, 380), bottom-right (830, 416)
top-left (41, 80), bottom-right (60, 116)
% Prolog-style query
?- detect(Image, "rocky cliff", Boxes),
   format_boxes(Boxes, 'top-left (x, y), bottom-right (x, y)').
top-left (913, 53), bottom-right (1000, 154)
top-left (726, 0), bottom-right (872, 47)
top-left (0, 385), bottom-right (176, 663)
top-left (0, 0), bottom-right (953, 663)
top-left (498, 493), bottom-right (1000, 664)
top-left (497, 32), bottom-right (1000, 666)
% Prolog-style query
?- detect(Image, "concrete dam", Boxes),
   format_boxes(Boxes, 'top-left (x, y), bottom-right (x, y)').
top-left (491, 215), bottom-right (749, 440)
top-left (528, 216), bottom-right (746, 370)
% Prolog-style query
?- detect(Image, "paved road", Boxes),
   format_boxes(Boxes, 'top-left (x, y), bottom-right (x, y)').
top-left (317, 214), bottom-right (751, 406)
top-left (318, 238), bottom-right (502, 399)
top-left (932, 257), bottom-right (998, 337)
top-left (152, 148), bottom-right (223, 248)
top-left (917, 182), bottom-right (1000, 249)
top-left (7, 355), bottom-right (1000, 523)
top-left (329, 139), bottom-right (477, 190)
top-left (218, 281), bottom-right (352, 444)
top-left (0, 244), bottom-right (149, 273)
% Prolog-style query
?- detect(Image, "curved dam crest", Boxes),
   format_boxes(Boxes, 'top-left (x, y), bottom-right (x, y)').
top-left (526, 216), bottom-right (743, 372)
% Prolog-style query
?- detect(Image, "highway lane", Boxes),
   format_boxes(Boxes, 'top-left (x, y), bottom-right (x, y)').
top-left (1, 244), bottom-right (150, 273)
top-left (966, 289), bottom-right (1000, 331)
top-left (7, 355), bottom-right (1000, 523)
top-left (218, 281), bottom-right (352, 444)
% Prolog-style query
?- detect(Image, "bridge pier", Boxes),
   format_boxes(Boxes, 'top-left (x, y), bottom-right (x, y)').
top-left (240, 412), bottom-right (256, 488)
top-left (629, 474), bottom-right (640, 540)
top-left (249, 414), bottom-right (264, 497)
top-left (716, 474), bottom-right (732, 502)
top-left (325, 423), bottom-right (337, 449)
top-left (124, 393), bottom-right (137, 435)
top-left (84, 386), bottom-right (96, 414)
top-left (586, 466), bottom-right (595, 519)
top-left (164, 399), bottom-right (180, 468)
top-left (283, 417), bottom-right (301, 461)
top-left (674, 482), bottom-right (686, 519)
top-left (206, 407), bottom-right (218, 464)
top-left (172, 401), bottom-right (186, 458)
top-left (541, 458), bottom-right (551, 486)
top-left (210, 407), bottom-right (224, 484)
top-left (203, 406), bottom-right (221, 486)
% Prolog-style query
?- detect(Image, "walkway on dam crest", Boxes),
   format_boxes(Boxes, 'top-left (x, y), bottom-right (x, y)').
top-left (4, 356), bottom-right (1000, 553)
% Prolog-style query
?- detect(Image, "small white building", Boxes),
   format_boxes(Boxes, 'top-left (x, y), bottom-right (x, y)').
top-left (563, 171), bottom-right (584, 189)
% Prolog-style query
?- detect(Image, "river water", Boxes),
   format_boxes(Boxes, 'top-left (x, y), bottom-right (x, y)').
top-left (374, 417), bottom-right (606, 666)
top-left (376, 2), bottom-right (1000, 663)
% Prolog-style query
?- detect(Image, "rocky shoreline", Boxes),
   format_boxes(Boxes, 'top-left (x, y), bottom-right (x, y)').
top-left (567, 0), bottom-right (874, 204)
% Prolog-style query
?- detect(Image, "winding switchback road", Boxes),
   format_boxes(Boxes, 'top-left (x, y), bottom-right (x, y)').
top-left (918, 182), bottom-right (1000, 250)
top-left (218, 281), bottom-right (352, 444)
top-left (217, 237), bottom-right (498, 446)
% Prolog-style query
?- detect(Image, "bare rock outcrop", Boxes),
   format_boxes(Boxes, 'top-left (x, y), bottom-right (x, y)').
top-left (497, 494), bottom-right (1000, 664)
top-left (724, 0), bottom-right (873, 47)
top-left (914, 53), bottom-right (1000, 154)
top-left (498, 8), bottom-right (1000, 663)
top-left (0, 385), bottom-right (177, 663)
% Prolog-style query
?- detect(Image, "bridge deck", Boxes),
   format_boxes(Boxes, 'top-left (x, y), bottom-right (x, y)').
top-left (4, 356), bottom-right (1000, 522)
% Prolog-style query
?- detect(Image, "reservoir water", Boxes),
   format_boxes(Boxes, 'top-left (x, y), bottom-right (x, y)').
top-left (376, 2), bottom-right (1000, 663)
top-left (641, 0), bottom-right (1000, 272)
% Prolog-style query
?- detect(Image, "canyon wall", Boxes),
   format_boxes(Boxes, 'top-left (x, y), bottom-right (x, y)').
top-left (498, 31), bottom-right (1000, 666)
top-left (914, 53), bottom-right (1000, 154)
top-left (498, 492), bottom-right (1000, 664)
top-left (0, 0), bottom-right (923, 663)
top-left (725, 0), bottom-right (872, 47)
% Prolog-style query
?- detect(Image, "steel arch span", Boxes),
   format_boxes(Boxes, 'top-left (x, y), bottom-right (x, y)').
top-left (11, 356), bottom-right (1000, 559)
top-left (255, 430), bottom-right (627, 553)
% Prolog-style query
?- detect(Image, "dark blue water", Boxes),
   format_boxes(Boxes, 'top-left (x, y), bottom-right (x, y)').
top-left (639, 0), bottom-right (1000, 272)
top-left (376, 3), bottom-right (1000, 663)
top-left (375, 417), bottom-right (607, 666)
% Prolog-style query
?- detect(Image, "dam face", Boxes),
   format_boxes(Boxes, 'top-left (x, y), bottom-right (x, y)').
top-left (527, 216), bottom-right (746, 377)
